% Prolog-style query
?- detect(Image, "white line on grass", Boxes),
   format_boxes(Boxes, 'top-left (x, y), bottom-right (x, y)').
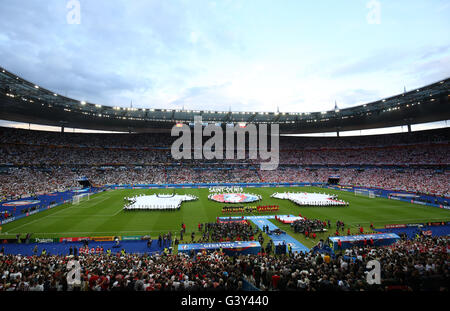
top-left (111, 208), bottom-right (123, 216)
top-left (1, 229), bottom-right (178, 235)
top-left (44, 214), bottom-right (122, 218)
top-left (6, 205), bottom-right (74, 233)
top-left (4, 195), bottom-right (113, 232)
top-left (71, 194), bottom-right (111, 208)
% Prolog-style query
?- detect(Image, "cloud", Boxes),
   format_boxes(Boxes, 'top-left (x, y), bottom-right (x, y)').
top-left (168, 83), bottom-right (237, 111)
top-left (0, 0), bottom-right (449, 115)
top-left (330, 49), bottom-right (410, 77)
top-left (334, 89), bottom-right (381, 108)
top-left (331, 45), bottom-right (450, 79)
top-left (406, 55), bottom-right (450, 88)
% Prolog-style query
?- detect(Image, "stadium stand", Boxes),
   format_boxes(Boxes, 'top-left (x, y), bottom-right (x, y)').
top-left (1, 127), bottom-right (448, 200)
top-left (0, 236), bottom-right (448, 291)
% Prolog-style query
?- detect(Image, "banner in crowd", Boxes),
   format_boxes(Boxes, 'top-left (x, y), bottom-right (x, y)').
top-left (221, 205), bottom-right (279, 214)
top-left (385, 224), bottom-right (407, 229)
top-left (329, 233), bottom-right (400, 251)
top-left (121, 235), bottom-right (142, 241)
top-left (178, 241), bottom-right (261, 256)
top-left (32, 238), bottom-right (58, 243)
top-left (384, 221), bottom-right (448, 229)
top-left (59, 237), bottom-right (90, 242)
top-left (91, 236), bottom-right (115, 242)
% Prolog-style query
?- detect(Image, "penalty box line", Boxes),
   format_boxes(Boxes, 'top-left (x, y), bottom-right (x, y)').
top-left (70, 193), bottom-right (112, 208)
top-left (4, 204), bottom-right (75, 233)
top-left (4, 193), bottom-right (114, 233)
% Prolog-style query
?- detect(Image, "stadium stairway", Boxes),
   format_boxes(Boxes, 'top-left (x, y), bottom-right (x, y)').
top-left (246, 215), bottom-right (310, 254)
top-left (0, 240), bottom-right (170, 256)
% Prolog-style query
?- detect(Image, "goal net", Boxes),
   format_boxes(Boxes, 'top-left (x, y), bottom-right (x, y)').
top-left (354, 189), bottom-right (376, 198)
top-left (72, 193), bottom-right (91, 205)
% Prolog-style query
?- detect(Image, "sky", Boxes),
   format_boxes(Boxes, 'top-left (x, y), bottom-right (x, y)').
top-left (0, 0), bottom-right (449, 114)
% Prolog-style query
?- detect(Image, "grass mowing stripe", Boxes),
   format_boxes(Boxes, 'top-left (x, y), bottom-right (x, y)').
top-left (5, 203), bottom-right (76, 233)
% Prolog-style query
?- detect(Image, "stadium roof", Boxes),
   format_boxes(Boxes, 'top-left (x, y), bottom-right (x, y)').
top-left (0, 66), bottom-right (449, 134)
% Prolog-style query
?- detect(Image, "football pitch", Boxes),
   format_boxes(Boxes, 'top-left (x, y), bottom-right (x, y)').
top-left (1, 187), bottom-right (449, 248)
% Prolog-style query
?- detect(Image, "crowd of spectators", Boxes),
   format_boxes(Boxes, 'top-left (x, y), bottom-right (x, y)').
top-left (279, 144), bottom-right (449, 166)
top-left (338, 168), bottom-right (450, 195)
top-left (242, 236), bottom-right (449, 291)
top-left (1, 126), bottom-right (449, 167)
top-left (0, 167), bottom-right (78, 198)
top-left (0, 127), bottom-right (449, 199)
top-left (1, 126), bottom-right (448, 149)
top-left (167, 168), bottom-right (259, 184)
top-left (291, 219), bottom-right (327, 234)
top-left (0, 235), bottom-right (447, 291)
top-left (0, 166), bottom-right (448, 200)
top-left (199, 221), bottom-right (258, 242)
top-left (0, 251), bottom-right (244, 291)
top-left (1, 141), bottom-right (448, 166)
top-left (260, 167), bottom-right (449, 196)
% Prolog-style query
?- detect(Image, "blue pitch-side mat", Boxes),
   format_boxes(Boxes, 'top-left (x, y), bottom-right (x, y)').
top-left (245, 215), bottom-right (310, 253)
top-left (0, 240), bottom-right (168, 256)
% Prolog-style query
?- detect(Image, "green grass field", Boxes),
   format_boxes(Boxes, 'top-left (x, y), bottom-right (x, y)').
top-left (1, 187), bottom-right (449, 248)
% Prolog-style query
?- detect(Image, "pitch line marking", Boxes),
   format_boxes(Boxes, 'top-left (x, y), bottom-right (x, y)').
top-left (70, 194), bottom-right (112, 208)
top-left (4, 191), bottom-right (114, 232)
top-left (0, 229), bottom-right (179, 235)
top-left (45, 214), bottom-right (121, 218)
top-left (5, 204), bottom-right (74, 232)
top-left (111, 208), bottom-right (123, 216)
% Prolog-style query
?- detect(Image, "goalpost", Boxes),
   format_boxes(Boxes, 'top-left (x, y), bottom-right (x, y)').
top-left (72, 193), bottom-right (91, 205)
top-left (354, 189), bottom-right (376, 198)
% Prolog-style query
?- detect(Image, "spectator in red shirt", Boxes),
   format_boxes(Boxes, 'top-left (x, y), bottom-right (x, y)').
top-left (272, 273), bottom-right (281, 289)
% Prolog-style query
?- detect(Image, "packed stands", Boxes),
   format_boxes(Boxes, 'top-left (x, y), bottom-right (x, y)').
top-left (0, 127), bottom-right (449, 199)
top-left (0, 236), bottom-right (448, 291)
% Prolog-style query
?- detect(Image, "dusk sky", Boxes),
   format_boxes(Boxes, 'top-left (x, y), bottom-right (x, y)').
top-left (1, 0), bottom-right (449, 113)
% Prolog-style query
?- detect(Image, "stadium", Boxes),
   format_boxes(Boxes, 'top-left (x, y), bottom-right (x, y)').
top-left (0, 1), bottom-right (449, 296)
